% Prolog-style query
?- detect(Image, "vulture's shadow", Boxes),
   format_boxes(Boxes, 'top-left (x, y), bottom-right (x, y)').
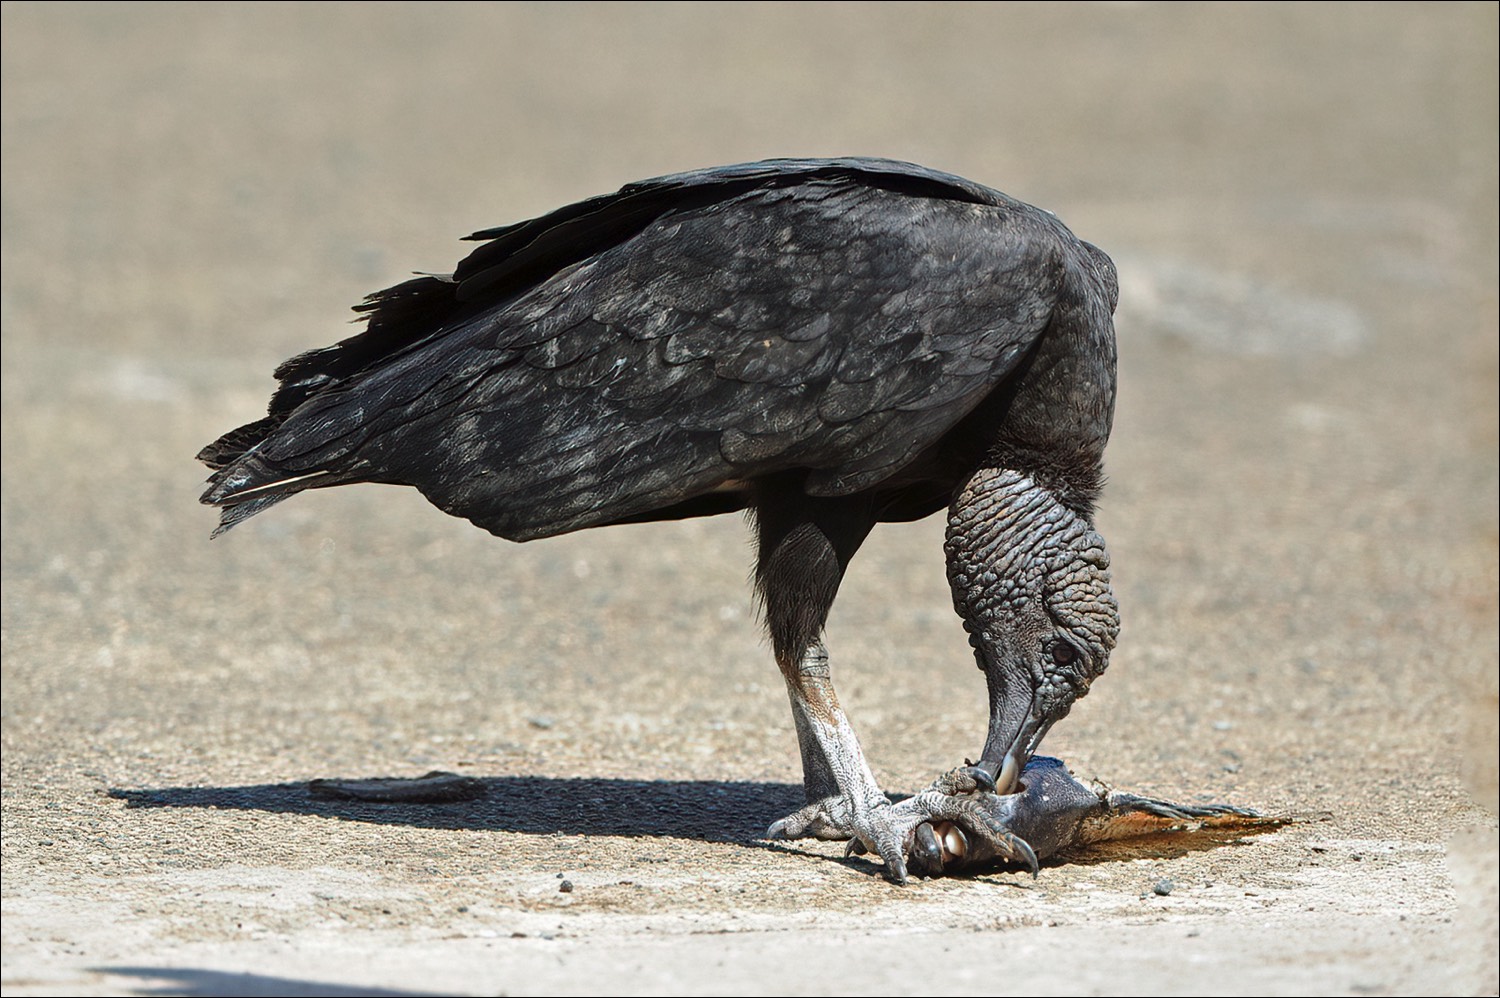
top-left (109, 773), bottom-right (1282, 872)
top-left (108, 774), bottom-right (802, 843)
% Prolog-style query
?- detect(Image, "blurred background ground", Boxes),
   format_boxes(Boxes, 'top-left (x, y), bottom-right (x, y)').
top-left (2, 3), bottom-right (1495, 995)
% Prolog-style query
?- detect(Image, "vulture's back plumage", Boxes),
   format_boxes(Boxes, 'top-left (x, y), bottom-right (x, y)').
top-left (200, 158), bottom-right (1115, 540)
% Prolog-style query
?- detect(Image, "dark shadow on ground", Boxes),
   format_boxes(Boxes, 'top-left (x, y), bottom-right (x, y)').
top-left (108, 771), bottom-right (1287, 878)
top-left (95, 966), bottom-right (432, 997)
top-left (109, 774), bottom-right (803, 843)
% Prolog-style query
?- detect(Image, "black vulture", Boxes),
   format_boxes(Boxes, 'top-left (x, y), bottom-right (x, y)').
top-left (200, 158), bottom-right (1121, 882)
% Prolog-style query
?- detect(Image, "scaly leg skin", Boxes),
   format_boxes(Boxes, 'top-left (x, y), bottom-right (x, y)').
top-left (763, 640), bottom-right (925, 881)
top-left (889, 756), bottom-right (1279, 877)
top-left (763, 642), bottom-right (876, 842)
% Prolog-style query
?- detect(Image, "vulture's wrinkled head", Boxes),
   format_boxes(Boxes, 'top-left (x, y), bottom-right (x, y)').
top-left (945, 467), bottom-right (1119, 792)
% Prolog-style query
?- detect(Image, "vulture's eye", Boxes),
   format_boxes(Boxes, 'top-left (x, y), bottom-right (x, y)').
top-left (1048, 640), bottom-right (1079, 668)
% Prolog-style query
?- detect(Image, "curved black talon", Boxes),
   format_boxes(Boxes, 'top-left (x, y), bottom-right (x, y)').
top-left (959, 765), bottom-right (997, 794)
top-left (1001, 832), bottom-right (1041, 877)
top-left (910, 822), bottom-right (945, 878)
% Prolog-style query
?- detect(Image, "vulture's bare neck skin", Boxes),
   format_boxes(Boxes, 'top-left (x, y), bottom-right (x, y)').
top-left (944, 467), bottom-right (1119, 785)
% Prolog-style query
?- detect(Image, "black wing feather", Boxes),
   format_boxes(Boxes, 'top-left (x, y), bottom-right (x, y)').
top-left (202, 158), bottom-right (1092, 539)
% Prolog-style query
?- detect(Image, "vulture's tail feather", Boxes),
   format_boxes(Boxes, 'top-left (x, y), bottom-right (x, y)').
top-left (200, 431), bottom-right (341, 536)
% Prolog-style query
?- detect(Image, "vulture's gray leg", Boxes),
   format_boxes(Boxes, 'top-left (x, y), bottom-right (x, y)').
top-left (753, 488), bottom-right (936, 881)
top-left (752, 490), bottom-right (875, 833)
top-left (763, 638), bottom-right (884, 841)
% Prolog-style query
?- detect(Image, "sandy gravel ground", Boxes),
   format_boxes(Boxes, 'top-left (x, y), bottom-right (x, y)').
top-left (3, 4), bottom-right (1496, 995)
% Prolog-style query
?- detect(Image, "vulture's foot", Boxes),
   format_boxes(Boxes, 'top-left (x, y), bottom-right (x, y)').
top-left (867, 764), bottom-right (1041, 878)
top-left (766, 796), bottom-right (862, 842)
top-left (768, 766), bottom-right (1004, 883)
top-left (766, 792), bottom-right (921, 882)
top-left (894, 756), bottom-right (1278, 878)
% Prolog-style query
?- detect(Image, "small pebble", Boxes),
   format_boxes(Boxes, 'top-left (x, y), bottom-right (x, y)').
top-left (1152, 879), bottom-right (1174, 896)
top-left (559, 879), bottom-right (574, 893)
